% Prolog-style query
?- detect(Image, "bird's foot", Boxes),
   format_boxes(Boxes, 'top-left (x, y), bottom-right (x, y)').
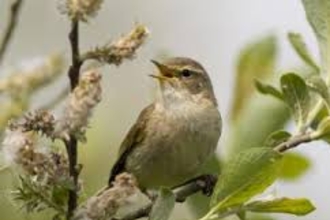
top-left (172, 174), bottom-right (218, 202)
top-left (195, 174), bottom-right (217, 196)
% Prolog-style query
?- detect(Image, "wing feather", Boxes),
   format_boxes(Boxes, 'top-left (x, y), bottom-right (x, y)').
top-left (108, 104), bottom-right (155, 185)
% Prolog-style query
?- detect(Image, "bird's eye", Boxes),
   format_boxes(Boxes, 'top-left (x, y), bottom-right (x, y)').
top-left (181, 69), bottom-right (192, 78)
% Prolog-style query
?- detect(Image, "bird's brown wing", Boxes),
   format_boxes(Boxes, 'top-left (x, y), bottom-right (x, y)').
top-left (108, 104), bottom-right (155, 185)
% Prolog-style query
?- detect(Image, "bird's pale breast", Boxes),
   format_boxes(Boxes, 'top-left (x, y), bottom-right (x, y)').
top-left (125, 101), bottom-right (222, 188)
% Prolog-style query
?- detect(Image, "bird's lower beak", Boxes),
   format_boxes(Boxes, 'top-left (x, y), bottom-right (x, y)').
top-left (149, 74), bottom-right (169, 81)
top-left (150, 60), bottom-right (174, 79)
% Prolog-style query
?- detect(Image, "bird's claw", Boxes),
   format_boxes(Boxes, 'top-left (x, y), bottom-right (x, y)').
top-left (196, 174), bottom-right (217, 196)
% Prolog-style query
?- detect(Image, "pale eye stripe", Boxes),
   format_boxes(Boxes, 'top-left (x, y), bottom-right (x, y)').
top-left (178, 66), bottom-right (203, 74)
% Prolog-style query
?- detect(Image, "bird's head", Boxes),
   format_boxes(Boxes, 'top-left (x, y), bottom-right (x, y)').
top-left (150, 57), bottom-right (217, 106)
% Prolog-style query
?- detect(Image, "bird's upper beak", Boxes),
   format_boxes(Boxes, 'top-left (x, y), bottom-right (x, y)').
top-left (150, 60), bottom-right (176, 80)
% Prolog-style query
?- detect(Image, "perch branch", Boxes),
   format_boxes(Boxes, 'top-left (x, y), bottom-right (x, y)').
top-left (118, 175), bottom-right (217, 220)
top-left (0, 0), bottom-right (23, 64)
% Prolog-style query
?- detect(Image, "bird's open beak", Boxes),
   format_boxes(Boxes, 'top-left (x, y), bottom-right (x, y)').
top-left (149, 60), bottom-right (175, 80)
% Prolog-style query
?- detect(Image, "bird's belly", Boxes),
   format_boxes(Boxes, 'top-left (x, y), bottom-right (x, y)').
top-left (126, 125), bottom-right (219, 188)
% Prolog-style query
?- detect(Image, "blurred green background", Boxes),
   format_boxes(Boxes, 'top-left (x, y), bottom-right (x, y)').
top-left (1, 1), bottom-right (329, 220)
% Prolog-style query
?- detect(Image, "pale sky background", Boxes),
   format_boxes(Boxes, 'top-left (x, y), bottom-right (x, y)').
top-left (1, 1), bottom-right (329, 220)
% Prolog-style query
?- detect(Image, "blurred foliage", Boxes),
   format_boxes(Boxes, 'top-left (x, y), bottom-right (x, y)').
top-left (227, 34), bottom-right (290, 154)
top-left (279, 153), bottom-right (311, 181)
top-left (230, 36), bottom-right (277, 121)
top-left (0, 54), bottom-right (66, 135)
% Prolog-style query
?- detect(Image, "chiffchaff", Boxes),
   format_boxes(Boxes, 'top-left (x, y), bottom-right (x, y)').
top-left (109, 57), bottom-right (222, 189)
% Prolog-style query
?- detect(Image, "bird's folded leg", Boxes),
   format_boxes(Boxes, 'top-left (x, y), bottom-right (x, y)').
top-left (172, 174), bottom-right (218, 203)
top-left (196, 174), bottom-right (218, 196)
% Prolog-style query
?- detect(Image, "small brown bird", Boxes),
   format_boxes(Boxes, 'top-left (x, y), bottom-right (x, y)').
top-left (109, 57), bottom-right (222, 189)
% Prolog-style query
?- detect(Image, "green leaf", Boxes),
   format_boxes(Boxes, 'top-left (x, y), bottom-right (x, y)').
top-left (210, 148), bottom-right (282, 212)
top-left (245, 197), bottom-right (315, 216)
top-left (231, 35), bottom-right (277, 121)
top-left (306, 74), bottom-right (330, 108)
top-left (264, 130), bottom-right (291, 148)
top-left (309, 105), bottom-right (330, 142)
top-left (254, 79), bottom-right (284, 100)
top-left (149, 188), bottom-right (175, 220)
top-left (288, 32), bottom-right (320, 72)
top-left (310, 104), bottom-right (329, 129)
top-left (280, 73), bottom-right (311, 129)
top-left (302, 0), bottom-right (330, 73)
top-left (279, 153), bottom-right (311, 181)
top-left (314, 116), bottom-right (330, 143)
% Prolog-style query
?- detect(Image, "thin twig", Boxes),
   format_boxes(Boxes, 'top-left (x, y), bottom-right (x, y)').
top-left (274, 132), bottom-right (314, 152)
top-left (0, 0), bottom-right (23, 64)
top-left (65, 19), bottom-right (83, 220)
top-left (68, 21), bottom-right (82, 89)
top-left (65, 138), bottom-right (78, 219)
